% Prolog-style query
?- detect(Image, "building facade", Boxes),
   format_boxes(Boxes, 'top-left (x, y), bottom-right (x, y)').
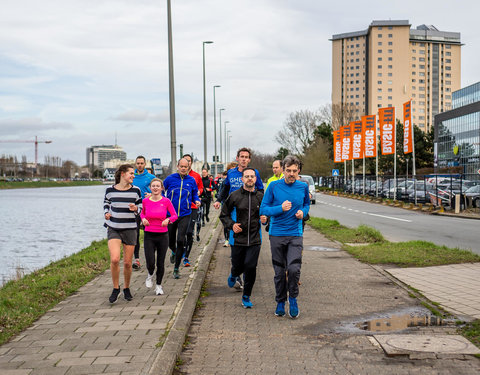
top-left (86, 145), bottom-right (126, 170)
top-left (331, 20), bottom-right (461, 131)
top-left (434, 82), bottom-right (480, 175)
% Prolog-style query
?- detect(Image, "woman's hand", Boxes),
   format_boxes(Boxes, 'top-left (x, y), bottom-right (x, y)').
top-left (161, 218), bottom-right (170, 227)
top-left (142, 218), bottom-right (150, 226)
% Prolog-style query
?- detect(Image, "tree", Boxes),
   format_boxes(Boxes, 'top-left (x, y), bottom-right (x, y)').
top-left (275, 147), bottom-right (290, 161)
top-left (250, 150), bottom-right (276, 181)
top-left (302, 137), bottom-right (334, 177)
top-left (320, 103), bottom-right (362, 131)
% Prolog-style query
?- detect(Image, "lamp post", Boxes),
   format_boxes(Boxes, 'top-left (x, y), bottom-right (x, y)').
top-left (202, 41), bottom-right (213, 170)
top-left (213, 85), bottom-right (221, 176)
top-left (224, 121), bottom-right (230, 162)
top-left (167, 0), bottom-right (177, 172)
top-left (219, 108), bottom-right (225, 167)
top-left (227, 130), bottom-right (232, 162)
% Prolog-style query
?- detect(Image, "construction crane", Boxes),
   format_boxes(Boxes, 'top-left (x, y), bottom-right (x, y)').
top-left (0, 136), bottom-right (52, 170)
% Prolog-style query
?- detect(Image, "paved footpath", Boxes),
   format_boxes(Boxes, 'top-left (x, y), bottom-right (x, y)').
top-left (0, 213), bottom-right (221, 375)
top-left (175, 226), bottom-right (480, 375)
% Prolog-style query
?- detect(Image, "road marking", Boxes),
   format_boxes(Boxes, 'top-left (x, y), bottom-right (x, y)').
top-left (367, 213), bottom-right (412, 222)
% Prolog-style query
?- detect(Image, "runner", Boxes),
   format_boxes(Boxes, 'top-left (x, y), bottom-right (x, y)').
top-left (141, 178), bottom-right (178, 295)
top-left (181, 154), bottom-right (203, 267)
top-left (259, 155), bottom-right (310, 318)
top-left (163, 158), bottom-right (200, 279)
top-left (132, 156), bottom-right (156, 270)
top-left (266, 159), bottom-right (284, 189)
top-left (103, 164), bottom-right (142, 303)
top-left (201, 168), bottom-right (213, 226)
top-left (220, 167), bottom-right (264, 308)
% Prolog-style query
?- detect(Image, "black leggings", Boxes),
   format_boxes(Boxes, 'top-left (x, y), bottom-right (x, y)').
top-left (230, 244), bottom-right (261, 297)
top-left (184, 209), bottom-right (198, 259)
top-left (168, 215), bottom-right (191, 269)
top-left (144, 231), bottom-right (169, 285)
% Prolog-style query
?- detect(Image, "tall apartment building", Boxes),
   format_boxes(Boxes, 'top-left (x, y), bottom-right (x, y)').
top-left (86, 145), bottom-right (126, 170)
top-left (331, 20), bottom-right (461, 131)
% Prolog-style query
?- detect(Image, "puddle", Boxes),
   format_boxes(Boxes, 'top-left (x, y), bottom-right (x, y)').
top-left (357, 313), bottom-right (445, 332)
top-left (304, 245), bottom-right (339, 252)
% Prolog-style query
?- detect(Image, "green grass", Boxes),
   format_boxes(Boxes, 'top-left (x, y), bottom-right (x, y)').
top-left (0, 239), bottom-right (110, 345)
top-left (309, 216), bottom-right (480, 267)
top-left (459, 320), bottom-right (480, 350)
top-left (0, 180), bottom-right (103, 189)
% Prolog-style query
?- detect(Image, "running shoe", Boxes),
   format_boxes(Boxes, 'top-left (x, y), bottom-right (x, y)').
top-left (123, 288), bottom-right (133, 301)
top-left (227, 273), bottom-right (236, 288)
top-left (196, 234), bottom-right (200, 242)
top-left (173, 268), bottom-right (180, 279)
top-left (206, 217), bottom-right (210, 222)
top-left (109, 288), bottom-right (120, 304)
top-left (275, 302), bottom-right (286, 317)
top-left (155, 285), bottom-right (164, 295)
top-left (145, 273), bottom-right (154, 288)
top-left (170, 251), bottom-right (175, 264)
top-left (223, 240), bottom-right (229, 247)
top-left (183, 258), bottom-right (191, 267)
top-left (202, 222), bottom-right (205, 227)
top-left (132, 259), bottom-right (141, 270)
top-left (242, 295), bottom-right (253, 308)
top-left (234, 276), bottom-right (244, 290)
top-left (288, 297), bottom-right (299, 318)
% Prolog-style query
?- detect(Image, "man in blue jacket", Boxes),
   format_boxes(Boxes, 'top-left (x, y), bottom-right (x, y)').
top-left (260, 155), bottom-right (310, 319)
top-left (132, 156), bottom-right (156, 270)
top-left (164, 158), bottom-right (201, 279)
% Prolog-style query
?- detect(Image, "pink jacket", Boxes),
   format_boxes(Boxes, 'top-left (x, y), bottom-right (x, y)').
top-left (140, 197), bottom-right (178, 233)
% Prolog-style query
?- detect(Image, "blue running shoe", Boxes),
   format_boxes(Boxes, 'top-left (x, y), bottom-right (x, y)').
top-left (242, 295), bottom-right (253, 308)
top-left (275, 302), bottom-right (286, 317)
top-left (288, 297), bottom-right (299, 318)
top-left (227, 274), bottom-right (236, 288)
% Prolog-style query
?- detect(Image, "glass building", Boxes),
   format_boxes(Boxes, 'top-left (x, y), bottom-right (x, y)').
top-left (434, 82), bottom-right (480, 175)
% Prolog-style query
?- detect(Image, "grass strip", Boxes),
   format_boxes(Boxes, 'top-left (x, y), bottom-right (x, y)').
top-left (459, 320), bottom-right (480, 350)
top-left (0, 239), bottom-right (110, 345)
top-left (308, 217), bottom-right (384, 244)
top-left (0, 180), bottom-right (103, 189)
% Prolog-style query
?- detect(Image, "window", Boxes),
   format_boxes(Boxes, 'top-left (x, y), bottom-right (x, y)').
top-left (388, 73), bottom-right (392, 77)
top-left (445, 73), bottom-right (451, 78)
top-left (378, 57), bottom-right (383, 61)
top-left (445, 45), bottom-right (451, 49)
top-left (378, 73), bottom-right (382, 77)
top-left (378, 96), bottom-right (382, 100)
top-left (446, 80), bottom-right (451, 85)
top-left (419, 50), bottom-right (425, 54)
top-left (378, 104), bottom-right (382, 108)
top-left (445, 66), bottom-right (451, 71)
top-left (419, 72), bottom-right (425, 77)
top-left (412, 42), bottom-right (416, 46)
top-left (412, 64), bottom-right (416, 68)
top-left (388, 26), bottom-right (393, 30)
top-left (419, 94), bottom-right (425, 98)
top-left (412, 56), bottom-right (416, 61)
top-left (388, 96), bottom-right (392, 100)
top-left (378, 42), bottom-right (382, 46)
top-left (412, 79), bottom-right (416, 82)
top-left (388, 57), bottom-right (392, 61)
top-left (378, 49), bottom-right (382, 53)
top-left (378, 65), bottom-right (382, 69)
top-left (378, 34), bottom-right (383, 38)
top-left (419, 65), bottom-right (425, 69)
top-left (412, 86), bottom-right (416, 90)
top-left (446, 88), bottom-right (451, 92)
top-left (378, 88), bottom-right (382, 92)
top-left (388, 65), bottom-right (392, 69)
top-left (378, 80), bottom-right (382, 84)
top-left (388, 49), bottom-right (393, 53)
top-left (446, 51), bottom-right (451, 56)
top-left (446, 59), bottom-right (451, 63)
top-left (356, 44), bottom-right (360, 47)
top-left (412, 49), bottom-right (416, 53)
top-left (388, 34), bottom-right (393, 38)
top-left (388, 41), bottom-right (393, 46)
top-left (378, 27), bottom-right (382, 30)
top-left (419, 57), bottom-right (425, 62)
top-left (388, 80), bottom-right (392, 84)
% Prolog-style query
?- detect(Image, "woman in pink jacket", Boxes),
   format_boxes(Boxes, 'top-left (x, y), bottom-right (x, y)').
top-left (141, 178), bottom-right (178, 295)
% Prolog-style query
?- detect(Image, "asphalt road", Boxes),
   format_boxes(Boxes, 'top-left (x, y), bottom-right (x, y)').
top-left (309, 192), bottom-right (480, 254)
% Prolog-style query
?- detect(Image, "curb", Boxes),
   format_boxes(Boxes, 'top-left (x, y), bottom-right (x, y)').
top-left (141, 222), bottom-right (223, 375)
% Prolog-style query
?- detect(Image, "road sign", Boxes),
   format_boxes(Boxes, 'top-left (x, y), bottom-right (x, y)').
top-left (477, 169), bottom-right (480, 175)
top-left (332, 169), bottom-right (339, 176)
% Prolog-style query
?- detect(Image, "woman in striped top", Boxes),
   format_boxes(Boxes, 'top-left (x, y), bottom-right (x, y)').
top-left (104, 164), bottom-right (142, 303)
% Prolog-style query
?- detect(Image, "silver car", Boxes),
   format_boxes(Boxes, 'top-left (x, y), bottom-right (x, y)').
top-left (299, 175), bottom-right (316, 204)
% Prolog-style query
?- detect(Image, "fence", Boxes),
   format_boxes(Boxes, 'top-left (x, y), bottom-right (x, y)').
top-left (319, 174), bottom-right (480, 212)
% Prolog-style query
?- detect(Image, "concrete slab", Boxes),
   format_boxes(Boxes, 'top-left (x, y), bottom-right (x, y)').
top-left (373, 334), bottom-right (480, 355)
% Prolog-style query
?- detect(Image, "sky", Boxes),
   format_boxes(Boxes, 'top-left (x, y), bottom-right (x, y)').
top-left (0, 0), bottom-right (479, 166)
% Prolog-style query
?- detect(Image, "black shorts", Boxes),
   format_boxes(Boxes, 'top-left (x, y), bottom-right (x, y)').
top-left (107, 227), bottom-right (137, 246)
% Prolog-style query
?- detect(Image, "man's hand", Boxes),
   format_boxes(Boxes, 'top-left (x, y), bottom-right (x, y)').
top-left (232, 223), bottom-right (243, 233)
top-left (105, 213), bottom-right (111, 220)
top-left (295, 210), bottom-right (304, 220)
top-left (260, 215), bottom-right (267, 224)
top-left (128, 203), bottom-right (138, 212)
top-left (282, 200), bottom-right (292, 211)
top-left (195, 200), bottom-right (201, 208)
top-left (213, 201), bottom-right (221, 209)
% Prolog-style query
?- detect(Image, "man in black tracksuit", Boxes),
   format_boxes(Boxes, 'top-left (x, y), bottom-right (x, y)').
top-left (220, 167), bottom-right (264, 309)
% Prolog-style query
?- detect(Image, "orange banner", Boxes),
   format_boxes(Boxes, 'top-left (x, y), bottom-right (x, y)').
top-left (340, 124), bottom-right (352, 161)
top-left (403, 100), bottom-right (413, 154)
top-left (333, 130), bottom-right (342, 163)
top-left (378, 107), bottom-right (395, 155)
top-left (351, 121), bottom-right (363, 159)
top-left (362, 115), bottom-right (377, 158)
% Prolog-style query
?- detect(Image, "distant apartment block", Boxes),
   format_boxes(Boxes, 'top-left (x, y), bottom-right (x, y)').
top-left (331, 20), bottom-right (461, 131)
top-left (86, 145), bottom-right (126, 170)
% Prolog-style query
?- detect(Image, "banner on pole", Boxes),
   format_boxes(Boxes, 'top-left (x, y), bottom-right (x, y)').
top-left (340, 124), bottom-right (352, 161)
top-left (403, 100), bottom-right (413, 154)
top-left (333, 130), bottom-right (342, 163)
top-left (362, 115), bottom-right (377, 158)
top-left (351, 121), bottom-right (363, 160)
top-left (378, 107), bottom-right (395, 155)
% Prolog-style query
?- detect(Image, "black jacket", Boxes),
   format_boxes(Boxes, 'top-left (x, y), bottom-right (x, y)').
top-left (220, 187), bottom-right (264, 247)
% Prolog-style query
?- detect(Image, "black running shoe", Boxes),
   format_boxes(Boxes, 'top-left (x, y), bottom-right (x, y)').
top-left (170, 251), bottom-right (175, 264)
top-left (123, 288), bottom-right (133, 301)
top-left (196, 234), bottom-right (200, 242)
top-left (109, 288), bottom-right (120, 304)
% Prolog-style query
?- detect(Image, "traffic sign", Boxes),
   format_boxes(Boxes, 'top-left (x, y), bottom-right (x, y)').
top-left (332, 169), bottom-right (340, 176)
top-left (477, 169), bottom-right (480, 175)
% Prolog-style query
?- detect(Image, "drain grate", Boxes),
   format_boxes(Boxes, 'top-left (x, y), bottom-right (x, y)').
top-left (304, 245), bottom-right (339, 252)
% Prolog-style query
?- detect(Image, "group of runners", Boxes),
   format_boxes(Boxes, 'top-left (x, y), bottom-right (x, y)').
top-left (103, 147), bottom-right (310, 319)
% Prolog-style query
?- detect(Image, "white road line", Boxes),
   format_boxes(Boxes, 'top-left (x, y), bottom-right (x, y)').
top-left (366, 213), bottom-right (412, 222)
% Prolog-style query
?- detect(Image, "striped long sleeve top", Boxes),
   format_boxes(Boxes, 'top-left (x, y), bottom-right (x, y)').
top-left (103, 185), bottom-right (143, 230)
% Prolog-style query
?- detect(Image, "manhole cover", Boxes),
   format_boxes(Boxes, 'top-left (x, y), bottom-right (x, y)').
top-left (373, 334), bottom-right (480, 355)
top-left (305, 245), bottom-right (339, 252)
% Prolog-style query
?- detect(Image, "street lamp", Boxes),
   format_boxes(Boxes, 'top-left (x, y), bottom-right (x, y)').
top-left (213, 85), bottom-right (221, 176)
top-left (168, 0), bottom-right (177, 172)
top-left (219, 108), bottom-right (225, 165)
top-left (224, 121), bottom-right (230, 162)
top-left (202, 41), bottom-right (213, 170)
top-left (227, 130), bottom-right (232, 162)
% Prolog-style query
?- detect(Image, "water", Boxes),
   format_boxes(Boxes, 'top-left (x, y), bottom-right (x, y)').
top-left (0, 184), bottom-right (108, 284)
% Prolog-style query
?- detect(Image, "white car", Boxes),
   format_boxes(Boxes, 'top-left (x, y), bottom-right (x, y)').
top-left (299, 175), bottom-right (316, 204)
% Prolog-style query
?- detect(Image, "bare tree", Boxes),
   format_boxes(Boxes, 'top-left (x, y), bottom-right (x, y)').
top-left (275, 109), bottom-right (321, 156)
top-left (324, 103), bottom-right (361, 130)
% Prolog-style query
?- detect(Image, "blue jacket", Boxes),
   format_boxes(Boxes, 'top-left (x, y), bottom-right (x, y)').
top-left (216, 166), bottom-right (264, 203)
top-left (133, 169), bottom-right (156, 198)
top-left (260, 179), bottom-right (310, 237)
top-left (163, 173), bottom-right (199, 217)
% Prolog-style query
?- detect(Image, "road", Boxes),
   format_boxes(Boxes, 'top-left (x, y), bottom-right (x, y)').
top-left (309, 192), bottom-right (480, 254)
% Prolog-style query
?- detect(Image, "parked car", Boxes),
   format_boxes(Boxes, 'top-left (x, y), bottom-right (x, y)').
top-left (464, 185), bottom-right (480, 208)
top-left (299, 175), bottom-right (316, 204)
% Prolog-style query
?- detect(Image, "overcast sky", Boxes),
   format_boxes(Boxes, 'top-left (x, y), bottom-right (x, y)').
top-left (0, 0), bottom-right (479, 166)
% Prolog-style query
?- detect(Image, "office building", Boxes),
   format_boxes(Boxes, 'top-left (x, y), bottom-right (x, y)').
top-left (434, 82), bottom-right (480, 175)
top-left (331, 20), bottom-right (461, 131)
top-left (86, 145), bottom-right (127, 170)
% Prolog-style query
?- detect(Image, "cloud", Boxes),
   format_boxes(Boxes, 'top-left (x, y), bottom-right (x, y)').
top-left (110, 109), bottom-right (170, 123)
top-left (0, 117), bottom-right (74, 136)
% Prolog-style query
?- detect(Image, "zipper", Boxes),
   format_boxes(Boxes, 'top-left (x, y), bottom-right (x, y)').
top-left (247, 192), bottom-right (251, 246)
top-left (177, 175), bottom-right (184, 214)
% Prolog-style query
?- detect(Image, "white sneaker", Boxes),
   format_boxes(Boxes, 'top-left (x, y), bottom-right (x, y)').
top-left (155, 284), bottom-right (164, 295)
top-left (145, 273), bottom-right (154, 288)
top-left (223, 240), bottom-right (229, 247)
